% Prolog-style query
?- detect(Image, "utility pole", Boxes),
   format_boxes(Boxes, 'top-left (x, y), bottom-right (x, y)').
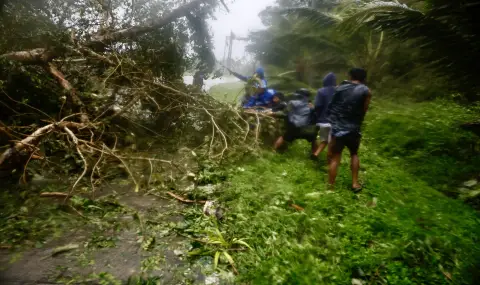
top-left (222, 31), bottom-right (249, 72)
top-left (227, 31), bottom-right (234, 69)
top-left (222, 35), bottom-right (228, 72)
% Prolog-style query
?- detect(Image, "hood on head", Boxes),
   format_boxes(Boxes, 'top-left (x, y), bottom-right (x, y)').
top-left (323, 72), bottom-right (336, 87)
top-left (255, 67), bottom-right (265, 79)
top-left (293, 88), bottom-right (311, 100)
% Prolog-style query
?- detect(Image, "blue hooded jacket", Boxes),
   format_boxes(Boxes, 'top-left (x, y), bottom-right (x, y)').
top-left (255, 67), bottom-right (265, 79)
top-left (244, 88), bottom-right (276, 108)
top-left (314, 72), bottom-right (336, 124)
top-left (239, 67), bottom-right (271, 108)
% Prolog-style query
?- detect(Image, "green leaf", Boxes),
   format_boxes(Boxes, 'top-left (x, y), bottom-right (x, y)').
top-left (223, 251), bottom-right (235, 266)
top-left (214, 251), bottom-right (221, 269)
top-left (233, 239), bottom-right (253, 250)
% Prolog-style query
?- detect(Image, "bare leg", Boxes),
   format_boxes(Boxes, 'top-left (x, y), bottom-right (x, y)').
top-left (351, 154), bottom-right (361, 189)
top-left (311, 140), bottom-right (320, 155)
top-left (274, 136), bottom-right (285, 150)
top-left (328, 136), bottom-right (342, 187)
top-left (313, 141), bottom-right (328, 157)
top-left (328, 153), bottom-right (341, 186)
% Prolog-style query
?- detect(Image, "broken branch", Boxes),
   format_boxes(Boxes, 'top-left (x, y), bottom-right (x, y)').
top-left (90, 0), bottom-right (206, 46)
top-left (0, 121), bottom-right (85, 167)
top-left (40, 192), bottom-right (70, 198)
top-left (46, 63), bottom-right (89, 123)
top-left (64, 126), bottom-right (88, 200)
top-left (0, 48), bottom-right (53, 64)
top-left (167, 191), bottom-right (206, 204)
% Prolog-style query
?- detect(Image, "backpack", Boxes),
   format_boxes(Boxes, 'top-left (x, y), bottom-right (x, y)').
top-left (287, 99), bottom-right (314, 128)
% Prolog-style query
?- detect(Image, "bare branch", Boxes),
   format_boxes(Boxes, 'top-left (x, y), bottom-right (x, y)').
top-left (64, 126), bottom-right (88, 200)
top-left (0, 48), bottom-right (53, 64)
top-left (167, 191), bottom-right (206, 204)
top-left (46, 63), bottom-right (89, 123)
top-left (219, 0), bottom-right (229, 12)
top-left (0, 121), bottom-right (85, 167)
top-left (40, 192), bottom-right (70, 198)
top-left (90, 0), bottom-right (205, 45)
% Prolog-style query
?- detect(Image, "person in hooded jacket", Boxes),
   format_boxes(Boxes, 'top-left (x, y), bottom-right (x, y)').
top-left (327, 68), bottom-right (372, 192)
top-left (228, 67), bottom-right (274, 108)
top-left (274, 89), bottom-right (319, 155)
top-left (312, 72), bottom-right (337, 158)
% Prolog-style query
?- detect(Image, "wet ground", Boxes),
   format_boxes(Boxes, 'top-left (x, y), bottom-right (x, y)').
top-left (0, 183), bottom-right (218, 284)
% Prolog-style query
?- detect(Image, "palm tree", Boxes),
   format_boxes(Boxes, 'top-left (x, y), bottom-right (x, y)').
top-left (267, 4), bottom-right (388, 85)
top-left (342, 0), bottom-right (480, 100)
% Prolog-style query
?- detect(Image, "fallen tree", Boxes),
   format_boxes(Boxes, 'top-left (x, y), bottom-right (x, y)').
top-left (0, 0), bottom-right (250, 193)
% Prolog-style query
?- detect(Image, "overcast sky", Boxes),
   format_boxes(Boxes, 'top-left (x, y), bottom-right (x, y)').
top-left (208, 0), bottom-right (276, 60)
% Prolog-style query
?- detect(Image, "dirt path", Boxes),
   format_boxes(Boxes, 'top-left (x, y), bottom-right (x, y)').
top-left (0, 186), bottom-right (214, 284)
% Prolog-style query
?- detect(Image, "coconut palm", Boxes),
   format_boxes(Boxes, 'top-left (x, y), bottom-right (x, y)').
top-left (341, 0), bottom-right (480, 100)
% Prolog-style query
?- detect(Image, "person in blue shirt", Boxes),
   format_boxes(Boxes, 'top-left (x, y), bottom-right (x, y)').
top-left (312, 72), bottom-right (337, 158)
top-left (243, 88), bottom-right (276, 109)
top-left (228, 67), bottom-right (273, 108)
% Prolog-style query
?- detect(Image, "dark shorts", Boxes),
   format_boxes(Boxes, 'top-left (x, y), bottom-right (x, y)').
top-left (284, 123), bottom-right (317, 143)
top-left (330, 132), bottom-right (361, 155)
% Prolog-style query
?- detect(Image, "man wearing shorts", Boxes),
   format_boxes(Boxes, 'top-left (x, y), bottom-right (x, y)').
top-left (327, 68), bottom-right (372, 192)
top-left (274, 89), bottom-right (319, 154)
top-left (312, 72), bottom-right (337, 158)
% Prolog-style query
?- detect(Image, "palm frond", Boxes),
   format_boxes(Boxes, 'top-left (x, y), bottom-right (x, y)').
top-left (341, 0), bottom-right (480, 99)
top-left (340, 1), bottom-right (423, 33)
top-left (281, 7), bottom-right (342, 28)
top-left (272, 32), bottom-right (344, 53)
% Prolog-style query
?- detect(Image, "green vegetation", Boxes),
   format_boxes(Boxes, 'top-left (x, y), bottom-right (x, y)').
top-left (1, 0), bottom-right (480, 284)
top-left (365, 99), bottom-right (480, 191)
top-left (178, 94), bottom-right (480, 284)
top-left (208, 81), bottom-right (245, 104)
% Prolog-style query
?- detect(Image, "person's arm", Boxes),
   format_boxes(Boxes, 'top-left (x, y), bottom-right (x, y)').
top-left (364, 89), bottom-right (372, 113)
top-left (228, 69), bottom-right (249, 82)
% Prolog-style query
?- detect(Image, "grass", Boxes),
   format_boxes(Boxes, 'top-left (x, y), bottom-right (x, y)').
top-left (206, 144), bottom-right (480, 284)
top-left (208, 81), bottom-right (245, 104)
top-left (364, 98), bottom-right (480, 192)
top-left (182, 89), bottom-right (480, 284)
top-left (2, 81), bottom-right (479, 284)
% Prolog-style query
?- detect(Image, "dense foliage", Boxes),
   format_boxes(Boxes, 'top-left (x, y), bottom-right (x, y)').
top-left (247, 0), bottom-right (480, 101)
top-left (0, 0), bottom-right (251, 184)
top-left (1, 1), bottom-right (480, 284)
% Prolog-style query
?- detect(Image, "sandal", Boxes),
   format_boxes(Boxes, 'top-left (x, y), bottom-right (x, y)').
top-left (351, 185), bottom-right (363, 193)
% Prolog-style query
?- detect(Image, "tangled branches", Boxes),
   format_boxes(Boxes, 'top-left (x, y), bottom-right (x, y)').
top-left (0, 0), bottom-right (254, 197)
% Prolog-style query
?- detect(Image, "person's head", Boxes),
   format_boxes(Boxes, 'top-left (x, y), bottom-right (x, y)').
top-left (255, 67), bottom-right (265, 79)
top-left (273, 92), bottom-right (284, 103)
top-left (349, 68), bottom-right (367, 83)
top-left (297, 88), bottom-right (311, 97)
top-left (293, 88), bottom-right (311, 100)
top-left (323, 72), bottom-right (337, 87)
